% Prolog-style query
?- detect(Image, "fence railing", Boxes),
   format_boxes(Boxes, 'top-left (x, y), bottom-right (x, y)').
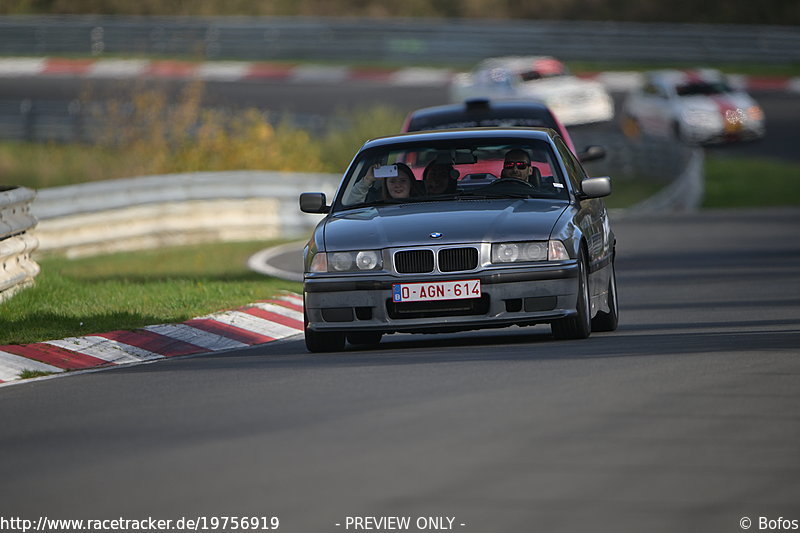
top-left (32, 171), bottom-right (340, 258)
top-left (1, 16), bottom-right (799, 65)
top-left (0, 186), bottom-right (40, 302)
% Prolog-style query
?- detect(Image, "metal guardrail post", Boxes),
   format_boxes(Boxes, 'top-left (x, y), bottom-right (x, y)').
top-left (20, 99), bottom-right (34, 143)
top-left (68, 100), bottom-right (83, 142)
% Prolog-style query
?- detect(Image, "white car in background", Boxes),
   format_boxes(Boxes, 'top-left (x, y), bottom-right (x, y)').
top-left (449, 56), bottom-right (614, 126)
top-left (621, 69), bottom-right (766, 145)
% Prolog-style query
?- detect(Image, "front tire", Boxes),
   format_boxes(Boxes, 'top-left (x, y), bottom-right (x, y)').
top-left (304, 303), bottom-right (345, 352)
top-left (591, 259), bottom-right (619, 332)
top-left (551, 251), bottom-right (592, 340)
top-left (305, 328), bottom-right (346, 353)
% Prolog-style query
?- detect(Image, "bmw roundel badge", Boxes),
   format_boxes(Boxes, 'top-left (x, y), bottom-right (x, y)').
top-left (430, 232), bottom-right (443, 239)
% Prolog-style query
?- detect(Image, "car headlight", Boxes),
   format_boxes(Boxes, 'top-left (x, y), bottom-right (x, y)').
top-left (747, 105), bottom-right (764, 122)
top-left (310, 250), bottom-right (382, 273)
top-left (491, 240), bottom-right (569, 263)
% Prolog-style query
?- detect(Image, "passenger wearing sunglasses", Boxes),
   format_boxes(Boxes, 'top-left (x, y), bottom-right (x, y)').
top-left (500, 149), bottom-right (540, 186)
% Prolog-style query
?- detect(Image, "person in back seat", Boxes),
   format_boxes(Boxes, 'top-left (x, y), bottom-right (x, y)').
top-left (422, 161), bottom-right (459, 195)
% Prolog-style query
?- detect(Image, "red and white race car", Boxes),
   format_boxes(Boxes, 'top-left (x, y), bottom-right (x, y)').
top-left (450, 56), bottom-right (614, 126)
top-left (621, 69), bottom-right (766, 145)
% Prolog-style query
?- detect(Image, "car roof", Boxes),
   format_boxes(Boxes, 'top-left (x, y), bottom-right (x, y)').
top-left (401, 99), bottom-right (576, 154)
top-left (646, 68), bottom-right (727, 87)
top-left (481, 55), bottom-right (561, 70)
top-left (404, 99), bottom-right (557, 130)
top-left (407, 99), bottom-right (553, 120)
top-left (362, 127), bottom-right (557, 150)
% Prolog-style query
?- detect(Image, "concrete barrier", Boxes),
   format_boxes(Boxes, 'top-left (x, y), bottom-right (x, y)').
top-left (32, 171), bottom-right (340, 258)
top-left (616, 149), bottom-right (705, 216)
top-left (0, 186), bottom-right (40, 302)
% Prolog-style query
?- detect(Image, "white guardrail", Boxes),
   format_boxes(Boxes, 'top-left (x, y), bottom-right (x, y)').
top-left (0, 186), bottom-right (40, 302)
top-left (31, 171), bottom-right (340, 258)
top-left (620, 149), bottom-right (705, 216)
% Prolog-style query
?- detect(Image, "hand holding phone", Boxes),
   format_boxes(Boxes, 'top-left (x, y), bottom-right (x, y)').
top-left (374, 164), bottom-right (398, 178)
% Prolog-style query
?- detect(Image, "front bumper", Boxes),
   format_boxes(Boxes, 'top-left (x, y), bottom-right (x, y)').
top-left (304, 261), bottom-right (579, 334)
top-left (684, 120), bottom-right (766, 145)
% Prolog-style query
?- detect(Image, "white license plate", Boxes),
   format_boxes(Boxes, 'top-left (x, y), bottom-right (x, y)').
top-left (392, 279), bottom-right (481, 303)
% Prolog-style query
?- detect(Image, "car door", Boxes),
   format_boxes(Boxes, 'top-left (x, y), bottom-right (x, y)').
top-left (554, 138), bottom-right (609, 290)
top-left (635, 82), bottom-right (673, 135)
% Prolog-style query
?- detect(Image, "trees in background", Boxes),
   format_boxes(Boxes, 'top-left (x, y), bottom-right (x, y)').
top-left (2, 0), bottom-right (799, 25)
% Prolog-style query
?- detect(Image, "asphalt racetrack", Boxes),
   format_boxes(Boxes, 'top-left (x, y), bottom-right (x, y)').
top-left (2, 208), bottom-right (799, 532)
top-left (2, 75), bottom-right (800, 161)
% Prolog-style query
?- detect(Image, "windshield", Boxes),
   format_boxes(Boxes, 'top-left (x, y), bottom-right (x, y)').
top-left (676, 81), bottom-right (732, 96)
top-left (519, 58), bottom-right (568, 81)
top-left (335, 137), bottom-right (569, 211)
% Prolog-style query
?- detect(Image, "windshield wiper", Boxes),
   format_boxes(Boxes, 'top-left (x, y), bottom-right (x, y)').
top-left (457, 192), bottom-right (533, 200)
top-left (341, 199), bottom-right (405, 209)
top-left (408, 194), bottom-right (457, 202)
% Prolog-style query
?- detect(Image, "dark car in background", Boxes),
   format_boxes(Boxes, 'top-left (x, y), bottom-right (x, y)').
top-left (402, 98), bottom-right (606, 163)
top-left (299, 128), bottom-right (618, 352)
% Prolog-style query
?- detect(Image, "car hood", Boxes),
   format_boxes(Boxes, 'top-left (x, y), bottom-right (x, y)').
top-left (517, 76), bottom-right (604, 99)
top-left (322, 199), bottom-right (568, 251)
top-left (678, 92), bottom-right (756, 113)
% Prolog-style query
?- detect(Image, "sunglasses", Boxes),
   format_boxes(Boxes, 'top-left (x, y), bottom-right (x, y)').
top-left (503, 161), bottom-right (530, 170)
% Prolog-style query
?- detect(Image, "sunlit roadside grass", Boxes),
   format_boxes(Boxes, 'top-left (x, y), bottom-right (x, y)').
top-left (0, 84), bottom-right (405, 189)
top-left (703, 155), bottom-right (800, 207)
top-left (604, 156), bottom-right (800, 209)
top-left (0, 241), bottom-right (301, 346)
top-left (602, 179), bottom-right (665, 209)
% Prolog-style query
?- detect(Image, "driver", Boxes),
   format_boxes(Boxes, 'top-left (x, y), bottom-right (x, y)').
top-left (501, 149), bottom-right (540, 186)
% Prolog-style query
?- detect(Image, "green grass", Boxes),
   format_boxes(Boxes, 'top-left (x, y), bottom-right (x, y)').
top-left (703, 156), bottom-right (800, 207)
top-left (0, 104), bottom-right (406, 189)
top-left (0, 141), bottom-right (128, 189)
top-left (18, 369), bottom-right (56, 379)
top-left (0, 241), bottom-right (301, 346)
top-left (603, 179), bottom-right (667, 209)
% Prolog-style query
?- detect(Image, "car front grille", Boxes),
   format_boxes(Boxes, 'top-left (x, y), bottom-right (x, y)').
top-left (439, 247), bottom-right (479, 272)
top-left (393, 247), bottom-right (479, 274)
top-left (394, 249), bottom-right (434, 273)
top-left (386, 295), bottom-right (490, 319)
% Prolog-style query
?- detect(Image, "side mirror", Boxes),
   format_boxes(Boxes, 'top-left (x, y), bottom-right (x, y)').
top-left (578, 145), bottom-right (606, 163)
top-left (299, 192), bottom-right (329, 214)
top-left (579, 177), bottom-right (611, 199)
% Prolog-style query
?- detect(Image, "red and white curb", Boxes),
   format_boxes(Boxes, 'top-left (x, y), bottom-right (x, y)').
top-left (0, 57), bottom-right (454, 86)
top-left (0, 57), bottom-right (798, 93)
top-left (0, 293), bottom-right (304, 385)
